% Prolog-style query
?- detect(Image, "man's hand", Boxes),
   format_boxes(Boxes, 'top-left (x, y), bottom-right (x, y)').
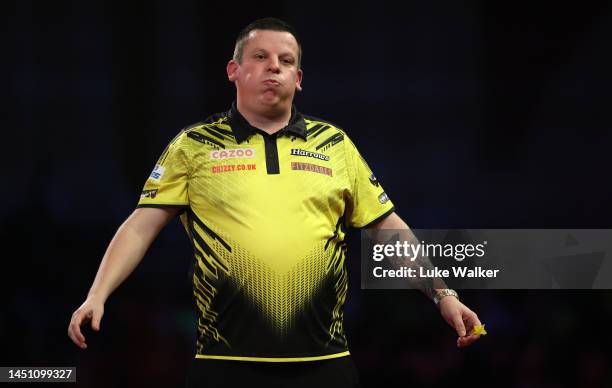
top-left (438, 296), bottom-right (482, 348)
top-left (66, 207), bottom-right (179, 350)
top-left (68, 296), bottom-right (105, 349)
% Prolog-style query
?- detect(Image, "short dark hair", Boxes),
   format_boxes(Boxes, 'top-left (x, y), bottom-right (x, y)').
top-left (233, 17), bottom-right (302, 68)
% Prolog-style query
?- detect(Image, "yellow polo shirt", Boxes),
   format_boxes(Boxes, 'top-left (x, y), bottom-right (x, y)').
top-left (138, 103), bottom-right (394, 361)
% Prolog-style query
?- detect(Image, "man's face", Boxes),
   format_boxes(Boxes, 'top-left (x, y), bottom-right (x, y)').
top-left (227, 29), bottom-right (303, 110)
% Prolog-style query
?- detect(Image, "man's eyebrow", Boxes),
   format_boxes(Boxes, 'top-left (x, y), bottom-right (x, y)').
top-left (248, 47), bottom-right (296, 59)
top-left (248, 46), bottom-right (298, 61)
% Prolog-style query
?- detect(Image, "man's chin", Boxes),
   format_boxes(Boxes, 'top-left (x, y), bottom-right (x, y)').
top-left (258, 93), bottom-right (287, 108)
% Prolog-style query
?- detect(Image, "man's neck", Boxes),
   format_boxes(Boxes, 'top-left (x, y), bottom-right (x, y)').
top-left (236, 100), bottom-right (292, 135)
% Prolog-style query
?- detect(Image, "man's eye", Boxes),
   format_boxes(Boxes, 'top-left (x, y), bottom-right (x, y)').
top-left (281, 59), bottom-right (293, 64)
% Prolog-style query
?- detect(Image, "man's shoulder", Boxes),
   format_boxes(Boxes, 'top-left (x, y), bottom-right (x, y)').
top-left (302, 114), bottom-right (345, 131)
top-left (179, 110), bottom-right (231, 132)
top-left (301, 114), bottom-right (351, 139)
top-left (171, 110), bottom-right (235, 146)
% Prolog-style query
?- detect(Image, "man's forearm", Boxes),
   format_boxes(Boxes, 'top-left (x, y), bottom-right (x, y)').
top-left (87, 208), bottom-right (176, 302)
top-left (369, 212), bottom-right (449, 300)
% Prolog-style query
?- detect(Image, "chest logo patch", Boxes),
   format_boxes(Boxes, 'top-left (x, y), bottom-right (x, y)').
top-left (212, 164), bottom-right (257, 173)
top-left (290, 148), bottom-right (330, 161)
top-left (291, 162), bottom-right (333, 177)
top-left (210, 148), bottom-right (255, 160)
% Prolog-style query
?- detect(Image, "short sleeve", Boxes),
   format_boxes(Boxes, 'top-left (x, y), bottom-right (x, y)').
top-left (137, 133), bottom-right (190, 208)
top-left (344, 136), bottom-right (395, 228)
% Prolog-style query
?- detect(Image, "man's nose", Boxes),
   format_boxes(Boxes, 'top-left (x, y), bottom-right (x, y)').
top-left (267, 57), bottom-right (280, 73)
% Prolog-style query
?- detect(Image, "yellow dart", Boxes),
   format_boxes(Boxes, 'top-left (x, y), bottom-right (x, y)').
top-left (471, 324), bottom-right (487, 336)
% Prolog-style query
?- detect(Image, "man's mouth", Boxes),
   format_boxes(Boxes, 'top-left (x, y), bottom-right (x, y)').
top-left (263, 79), bottom-right (281, 86)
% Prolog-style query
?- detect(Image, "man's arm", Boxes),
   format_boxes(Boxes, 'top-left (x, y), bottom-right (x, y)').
top-left (67, 207), bottom-right (180, 349)
top-left (369, 212), bottom-right (483, 348)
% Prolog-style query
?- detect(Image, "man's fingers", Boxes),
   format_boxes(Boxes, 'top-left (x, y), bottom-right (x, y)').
top-left (457, 334), bottom-right (481, 348)
top-left (74, 312), bottom-right (88, 341)
top-left (68, 310), bottom-right (90, 349)
top-left (68, 321), bottom-right (85, 348)
top-left (67, 325), bottom-right (77, 345)
top-left (452, 313), bottom-right (466, 337)
top-left (91, 309), bottom-right (103, 331)
top-left (72, 321), bottom-right (85, 343)
top-left (465, 311), bottom-right (482, 332)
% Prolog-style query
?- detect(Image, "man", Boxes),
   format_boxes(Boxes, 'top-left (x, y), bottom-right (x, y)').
top-left (68, 18), bottom-right (482, 387)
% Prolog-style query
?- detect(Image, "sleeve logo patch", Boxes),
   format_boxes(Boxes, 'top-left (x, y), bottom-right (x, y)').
top-left (140, 189), bottom-right (158, 198)
top-left (369, 173), bottom-right (380, 187)
top-left (149, 164), bottom-right (165, 181)
top-left (378, 192), bottom-right (390, 204)
top-left (210, 148), bottom-right (255, 160)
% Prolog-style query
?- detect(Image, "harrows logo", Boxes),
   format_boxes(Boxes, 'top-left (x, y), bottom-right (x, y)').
top-left (290, 149), bottom-right (330, 161)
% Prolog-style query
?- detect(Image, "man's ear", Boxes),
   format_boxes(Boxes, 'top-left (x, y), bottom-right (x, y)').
top-left (227, 60), bottom-right (239, 82)
top-left (295, 68), bottom-right (303, 92)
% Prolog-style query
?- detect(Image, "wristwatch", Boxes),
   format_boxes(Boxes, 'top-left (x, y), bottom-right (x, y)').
top-left (433, 289), bottom-right (459, 305)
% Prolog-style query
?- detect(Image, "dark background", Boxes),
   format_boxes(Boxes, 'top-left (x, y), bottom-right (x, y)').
top-left (3, 1), bottom-right (612, 387)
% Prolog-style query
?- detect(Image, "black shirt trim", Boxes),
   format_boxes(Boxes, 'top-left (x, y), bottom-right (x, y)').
top-left (359, 207), bottom-right (396, 229)
top-left (228, 102), bottom-right (307, 144)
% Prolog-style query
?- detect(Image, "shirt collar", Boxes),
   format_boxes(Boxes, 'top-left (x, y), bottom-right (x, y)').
top-left (228, 101), bottom-right (308, 143)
